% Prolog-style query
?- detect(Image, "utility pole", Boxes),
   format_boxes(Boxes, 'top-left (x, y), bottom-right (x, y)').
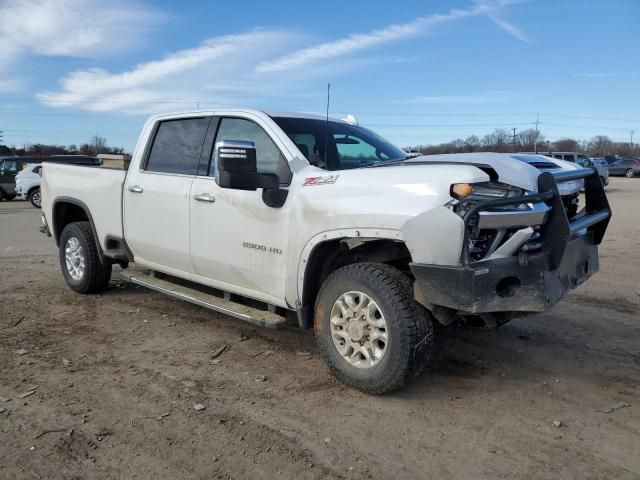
top-left (631, 130), bottom-right (635, 148)
top-left (534, 113), bottom-right (540, 153)
top-left (511, 127), bottom-right (517, 152)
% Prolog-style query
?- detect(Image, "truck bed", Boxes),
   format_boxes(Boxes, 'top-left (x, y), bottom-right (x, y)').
top-left (41, 163), bottom-right (126, 249)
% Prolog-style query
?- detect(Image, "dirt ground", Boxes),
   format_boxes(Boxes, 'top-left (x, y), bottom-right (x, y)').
top-left (1, 178), bottom-right (639, 480)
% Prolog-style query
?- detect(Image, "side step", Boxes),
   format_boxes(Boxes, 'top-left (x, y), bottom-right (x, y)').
top-left (120, 269), bottom-right (287, 329)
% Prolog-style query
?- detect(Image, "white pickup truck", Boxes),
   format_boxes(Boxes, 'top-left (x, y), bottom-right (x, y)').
top-left (40, 109), bottom-right (611, 393)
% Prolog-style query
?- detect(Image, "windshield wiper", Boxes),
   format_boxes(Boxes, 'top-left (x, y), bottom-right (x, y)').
top-left (364, 158), bottom-right (408, 168)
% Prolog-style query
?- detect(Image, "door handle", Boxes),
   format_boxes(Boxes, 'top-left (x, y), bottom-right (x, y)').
top-left (194, 193), bottom-right (215, 203)
top-left (128, 185), bottom-right (143, 193)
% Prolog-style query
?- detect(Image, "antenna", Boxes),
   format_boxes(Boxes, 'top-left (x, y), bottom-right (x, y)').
top-left (324, 83), bottom-right (330, 167)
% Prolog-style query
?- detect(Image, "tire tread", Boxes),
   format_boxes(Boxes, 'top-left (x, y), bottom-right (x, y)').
top-left (59, 222), bottom-right (111, 294)
top-left (314, 262), bottom-right (433, 394)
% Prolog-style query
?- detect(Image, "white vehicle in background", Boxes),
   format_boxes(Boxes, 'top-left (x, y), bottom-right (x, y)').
top-left (16, 163), bottom-right (43, 208)
top-left (39, 109), bottom-right (611, 394)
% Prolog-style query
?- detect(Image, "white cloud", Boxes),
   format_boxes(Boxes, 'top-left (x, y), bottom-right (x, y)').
top-left (574, 73), bottom-right (638, 78)
top-left (36, 0), bottom-right (529, 112)
top-left (0, 0), bottom-right (165, 89)
top-left (414, 95), bottom-right (500, 105)
top-left (487, 13), bottom-right (533, 43)
top-left (256, 1), bottom-right (525, 73)
top-left (37, 30), bottom-right (304, 112)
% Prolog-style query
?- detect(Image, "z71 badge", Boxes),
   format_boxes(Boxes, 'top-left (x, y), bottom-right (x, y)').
top-left (303, 175), bottom-right (339, 186)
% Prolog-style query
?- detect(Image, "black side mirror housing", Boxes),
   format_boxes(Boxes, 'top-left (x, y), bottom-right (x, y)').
top-left (215, 140), bottom-right (288, 208)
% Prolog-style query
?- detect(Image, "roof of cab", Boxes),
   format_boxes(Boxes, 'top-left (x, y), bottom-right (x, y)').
top-left (145, 108), bottom-right (347, 124)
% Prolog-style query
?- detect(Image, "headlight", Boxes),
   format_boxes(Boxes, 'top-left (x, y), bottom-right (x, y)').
top-left (450, 181), bottom-right (523, 201)
top-left (450, 182), bottom-right (526, 219)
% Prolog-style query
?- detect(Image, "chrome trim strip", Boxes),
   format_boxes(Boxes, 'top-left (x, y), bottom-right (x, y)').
top-left (482, 227), bottom-right (534, 261)
top-left (478, 203), bottom-right (550, 229)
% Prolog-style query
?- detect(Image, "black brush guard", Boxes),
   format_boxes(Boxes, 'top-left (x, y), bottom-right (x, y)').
top-left (410, 168), bottom-right (611, 314)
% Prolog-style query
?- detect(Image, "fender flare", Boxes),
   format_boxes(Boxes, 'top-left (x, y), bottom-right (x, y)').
top-left (52, 196), bottom-right (107, 264)
top-left (296, 228), bottom-right (404, 301)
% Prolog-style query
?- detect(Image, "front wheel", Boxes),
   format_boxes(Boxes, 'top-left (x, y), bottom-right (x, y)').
top-left (59, 222), bottom-right (112, 294)
top-left (29, 188), bottom-right (41, 208)
top-left (314, 263), bottom-right (434, 394)
top-left (625, 169), bottom-right (635, 178)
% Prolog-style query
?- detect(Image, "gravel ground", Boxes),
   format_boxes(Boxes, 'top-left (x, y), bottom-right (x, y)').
top-left (1, 178), bottom-right (639, 480)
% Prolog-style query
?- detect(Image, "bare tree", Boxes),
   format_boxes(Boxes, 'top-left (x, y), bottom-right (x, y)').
top-left (464, 135), bottom-right (480, 152)
top-left (552, 138), bottom-right (581, 152)
top-left (518, 129), bottom-right (544, 151)
top-left (90, 135), bottom-right (108, 154)
top-left (587, 136), bottom-right (613, 156)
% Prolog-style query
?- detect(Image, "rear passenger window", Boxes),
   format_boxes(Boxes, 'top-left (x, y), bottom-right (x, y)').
top-left (145, 118), bottom-right (210, 175)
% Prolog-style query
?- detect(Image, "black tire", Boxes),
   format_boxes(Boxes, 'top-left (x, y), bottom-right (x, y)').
top-left (314, 263), bottom-right (434, 394)
top-left (29, 188), bottom-right (41, 208)
top-left (59, 222), bottom-right (112, 294)
top-left (0, 189), bottom-right (5, 201)
top-left (625, 169), bottom-right (635, 178)
top-left (6, 194), bottom-right (16, 201)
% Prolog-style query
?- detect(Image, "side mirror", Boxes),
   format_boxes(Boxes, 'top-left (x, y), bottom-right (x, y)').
top-left (215, 140), bottom-right (288, 207)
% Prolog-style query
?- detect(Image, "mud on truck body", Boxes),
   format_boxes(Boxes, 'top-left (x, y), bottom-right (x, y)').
top-left (39, 110), bottom-right (611, 394)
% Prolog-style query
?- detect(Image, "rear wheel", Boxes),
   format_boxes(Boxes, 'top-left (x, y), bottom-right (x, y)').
top-left (59, 222), bottom-right (112, 294)
top-left (625, 169), bottom-right (635, 178)
top-left (314, 263), bottom-right (434, 394)
top-left (0, 189), bottom-right (5, 201)
top-left (29, 188), bottom-right (41, 208)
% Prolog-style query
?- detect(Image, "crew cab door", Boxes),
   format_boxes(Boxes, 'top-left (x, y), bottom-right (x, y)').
top-left (189, 116), bottom-right (293, 304)
top-left (124, 116), bottom-right (212, 274)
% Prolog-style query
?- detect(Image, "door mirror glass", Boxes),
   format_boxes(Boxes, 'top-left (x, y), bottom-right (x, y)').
top-left (216, 140), bottom-right (278, 191)
top-left (215, 139), bottom-right (286, 207)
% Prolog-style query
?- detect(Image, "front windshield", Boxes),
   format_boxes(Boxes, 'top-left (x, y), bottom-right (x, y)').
top-left (272, 116), bottom-right (406, 171)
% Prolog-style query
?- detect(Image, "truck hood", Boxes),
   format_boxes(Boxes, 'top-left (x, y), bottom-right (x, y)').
top-left (402, 153), bottom-right (583, 195)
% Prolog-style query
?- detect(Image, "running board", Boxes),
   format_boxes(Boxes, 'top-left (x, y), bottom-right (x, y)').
top-left (120, 270), bottom-right (287, 329)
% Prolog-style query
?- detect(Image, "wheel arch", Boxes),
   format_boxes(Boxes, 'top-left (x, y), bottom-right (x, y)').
top-left (296, 229), bottom-right (410, 329)
top-left (52, 197), bottom-right (107, 264)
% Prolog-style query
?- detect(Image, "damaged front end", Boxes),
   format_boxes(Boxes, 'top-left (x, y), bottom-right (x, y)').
top-left (411, 168), bottom-right (611, 321)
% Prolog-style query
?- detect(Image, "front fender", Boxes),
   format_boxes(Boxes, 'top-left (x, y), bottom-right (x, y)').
top-left (288, 228), bottom-right (404, 307)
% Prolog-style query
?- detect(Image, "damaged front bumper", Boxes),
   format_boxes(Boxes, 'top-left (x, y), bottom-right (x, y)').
top-left (411, 167), bottom-right (611, 315)
top-left (412, 233), bottom-right (598, 314)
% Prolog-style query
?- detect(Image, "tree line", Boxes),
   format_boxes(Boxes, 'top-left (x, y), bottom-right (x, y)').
top-left (408, 129), bottom-right (640, 158)
top-left (0, 135), bottom-right (126, 157)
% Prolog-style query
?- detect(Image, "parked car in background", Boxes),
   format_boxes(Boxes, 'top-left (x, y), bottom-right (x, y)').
top-left (524, 151), bottom-right (609, 186)
top-left (0, 156), bottom-right (44, 201)
top-left (13, 155), bottom-right (100, 207)
top-left (15, 164), bottom-right (44, 207)
top-left (603, 156), bottom-right (640, 178)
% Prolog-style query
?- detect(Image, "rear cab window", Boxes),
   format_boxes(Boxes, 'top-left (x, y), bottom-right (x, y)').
top-left (144, 117), bottom-right (211, 175)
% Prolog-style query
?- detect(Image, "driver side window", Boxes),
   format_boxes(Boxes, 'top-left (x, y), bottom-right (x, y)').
top-left (212, 118), bottom-right (292, 185)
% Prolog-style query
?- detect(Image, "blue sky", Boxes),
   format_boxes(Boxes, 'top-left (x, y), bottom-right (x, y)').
top-left (0, 0), bottom-right (638, 151)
